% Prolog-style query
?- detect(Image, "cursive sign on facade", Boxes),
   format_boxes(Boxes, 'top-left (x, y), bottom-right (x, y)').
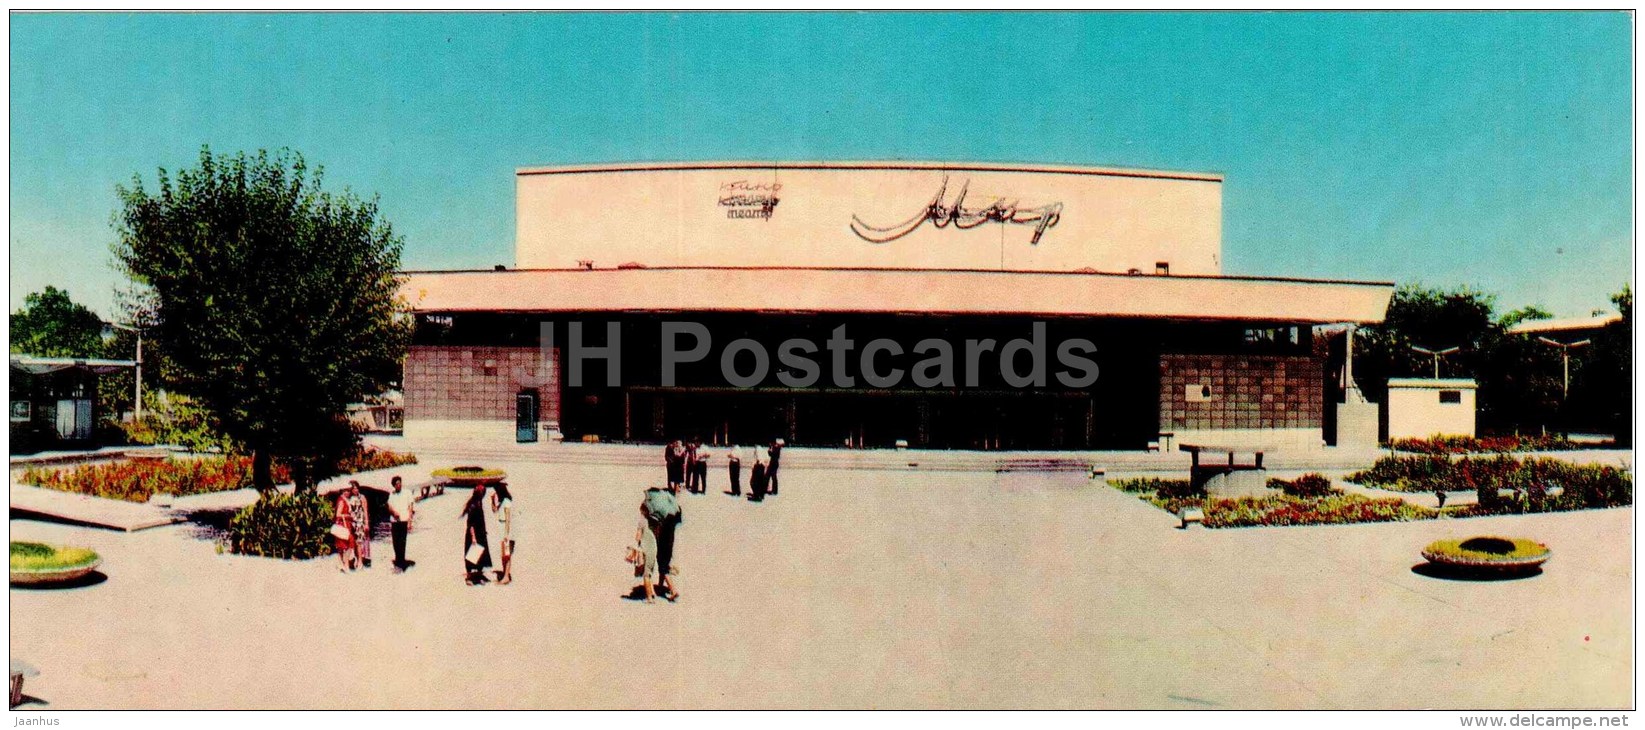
top-left (850, 176), bottom-right (1063, 244)
top-left (719, 179), bottom-right (781, 220)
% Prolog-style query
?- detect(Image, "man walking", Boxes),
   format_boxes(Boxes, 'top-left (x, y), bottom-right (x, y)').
top-left (766, 439), bottom-right (784, 496)
top-left (386, 476), bottom-right (416, 571)
top-left (725, 444), bottom-right (742, 496)
top-left (684, 438), bottom-right (702, 494)
top-left (691, 442), bottom-right (711, 494)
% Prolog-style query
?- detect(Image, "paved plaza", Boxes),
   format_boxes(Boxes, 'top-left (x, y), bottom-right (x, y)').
top-left (8, 456), bottom-right (1634, 709)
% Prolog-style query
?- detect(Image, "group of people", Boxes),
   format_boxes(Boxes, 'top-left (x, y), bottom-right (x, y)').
top-left (627, 437), bottom-right (787, 603)
top-left (331, 476), bottom-right (517, 587)
top-left (663, 437), bottom-right (784, 502)
top-left (331, 476), bottom-right (418, 573)
top-left (459, 482), bottom-right (516, 586)
top-left (329, 437), bottom-right (789, 602)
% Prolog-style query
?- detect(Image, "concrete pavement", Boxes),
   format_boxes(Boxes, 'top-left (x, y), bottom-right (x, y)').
top-left (8, 457), bottom-right (1632, 709)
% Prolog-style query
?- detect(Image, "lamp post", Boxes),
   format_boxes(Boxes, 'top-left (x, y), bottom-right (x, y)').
top-left (1536, 337), bottom-right (1591, 399)
top-left (103, 322), bottom-right (142, 421)
top-left (1409, 344), bottom-right (1460, 379)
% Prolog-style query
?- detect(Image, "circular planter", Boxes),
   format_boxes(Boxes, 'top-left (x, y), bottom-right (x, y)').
top-left (9, 543), bottom-right (101, 586)
top-left (431, 466), bottom-right (507, 487)
top-left (1421, 536), bottom-right (1550, 575)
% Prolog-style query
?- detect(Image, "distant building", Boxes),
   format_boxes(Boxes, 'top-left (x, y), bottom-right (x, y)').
top-left (399, 161), bottom-right (1394, 450)
top-left (1506, 313), bottom-right (1623, 340)
top-left (9, 355), bottom-right (135, 452)
top-left (1507, 312), bottom-right (1629, 442)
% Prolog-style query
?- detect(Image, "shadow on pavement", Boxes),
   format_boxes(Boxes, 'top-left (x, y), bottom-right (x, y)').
top-left (11, 570), bottom-right (108, 590)
top-left (1410, 562), bottom-right (1543, 582)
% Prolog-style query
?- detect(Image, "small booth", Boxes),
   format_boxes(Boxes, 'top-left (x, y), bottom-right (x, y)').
top-left (1383, 378), bottom-right (1477, 441)
top-left (9, 355), bottom-right (136, 451)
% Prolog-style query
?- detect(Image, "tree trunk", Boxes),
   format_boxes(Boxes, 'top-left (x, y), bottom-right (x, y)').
top-left (252, 449), bottom-right (274, 493)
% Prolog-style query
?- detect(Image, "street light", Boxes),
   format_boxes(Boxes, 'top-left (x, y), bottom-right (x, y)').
top-left (102, 322), bottom-right (143, 421)
top-left (1409, 344), bottom-right (1460, 379)
top-left (1535, 336), bottom-right (1591, 399)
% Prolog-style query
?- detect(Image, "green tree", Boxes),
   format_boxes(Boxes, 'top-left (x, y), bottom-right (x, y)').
top-left (1499, 304), bottom-right (1553, 328)
top-left (10, 286), bottom-right (106, 358)
top-left (113, 148), bottom-right (410, 491)
top-left (1353, 284), bottom-right (1562, 434)
top-left (1573, 284), bottom-right (1632, 445)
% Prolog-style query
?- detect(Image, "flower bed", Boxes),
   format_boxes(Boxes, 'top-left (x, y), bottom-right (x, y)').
top-left (10, 541), bottom-right (101, 585)
top-left (1388, 434), bottom-right (1578, 454)
top-left (18, 447), bottom-right (419, 503)
top-left (1421, 536), bottom-right (1550, 574)
top-left (1346, 454), bottom-right (1632, 513)
top-left (1422, 536), bottom-right (1549, 562)
top-left (337, 446), bottom-right (419, 474)
top-left (432, 466), bottom-right (507, 486)
top-left (1109, 479), bottom-right (1435, 528)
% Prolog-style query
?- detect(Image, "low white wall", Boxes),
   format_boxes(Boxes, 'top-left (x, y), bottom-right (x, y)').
top-left (403, 419), bottom-right (562, 444)
top-left (1385, 379), bottom-right (1477, 440)
top-left (1167, 428), bottom-right (1324, 451)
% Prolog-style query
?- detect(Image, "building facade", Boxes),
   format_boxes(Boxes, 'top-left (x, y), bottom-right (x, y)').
top-left (400, 161), bottom-right (1393, 450)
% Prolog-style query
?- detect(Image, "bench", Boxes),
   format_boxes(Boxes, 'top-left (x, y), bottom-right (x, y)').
top-left (1176, 506), bottom-right (1205, 528)
top-left (1181, 444), bottom-right (1270, 498)
top-left (415, 480), bottom-right (445, 501)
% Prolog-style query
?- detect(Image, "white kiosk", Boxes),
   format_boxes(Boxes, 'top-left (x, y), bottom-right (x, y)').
top-left (1383, 378), bottom-right (1478, 441)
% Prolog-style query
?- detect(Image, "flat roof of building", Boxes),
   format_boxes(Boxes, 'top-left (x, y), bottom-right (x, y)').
top-left (1506, 314), bottom-right (1624, 335)
top-left (515, 160), bottom-right (1225, 183)
top-left (1387, 378), bottom-right (1478, 389)
top-left (10, 355), bottom-right (137, 375)
top-left (400, 267), bottom-right (1393, 324)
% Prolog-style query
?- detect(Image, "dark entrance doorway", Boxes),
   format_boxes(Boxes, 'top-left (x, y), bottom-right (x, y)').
top-left (516, 390), bottom-right (539, 443)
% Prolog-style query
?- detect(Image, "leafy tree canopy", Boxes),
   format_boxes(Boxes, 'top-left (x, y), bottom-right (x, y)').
top-left (1499, 304), bottom-right (1553, 328)
top-left (113, 147), bottom-right (410, 490)
top-left (1353, 282), bottom-right (1632, 440)
top-left (10, 286), bottom-right (106, 358)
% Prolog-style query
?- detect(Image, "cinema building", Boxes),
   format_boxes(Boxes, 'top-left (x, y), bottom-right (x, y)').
top-left (399, 162), bottom-right (1393, 451)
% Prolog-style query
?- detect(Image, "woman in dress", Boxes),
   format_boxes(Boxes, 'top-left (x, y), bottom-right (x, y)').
top-left (460, 484), bottom-right (492, 585)
top-left (634, 501), bottom-right (659, 603)
top-left (748, 449), bottom-right (769, 502)
top-left (490, 482), bottom-right (515, 585)
top-left (332, 489), bottom-right (357, 572)
top-left (346, 481), bottom-right (371, 569)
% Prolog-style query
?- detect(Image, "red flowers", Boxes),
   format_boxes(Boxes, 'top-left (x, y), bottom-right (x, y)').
top-left (21, 447), bottom-right (418, 503)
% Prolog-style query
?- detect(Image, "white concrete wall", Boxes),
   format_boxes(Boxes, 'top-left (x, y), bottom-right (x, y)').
top-left (1384, 379), bottom-right (1477, 440)
top-left (516, 162), bottom-right (1223, 275)
top-left (403, 419), bottom-right (561, 445)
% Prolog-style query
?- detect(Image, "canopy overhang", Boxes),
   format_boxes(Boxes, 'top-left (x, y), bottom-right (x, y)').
top-left (9, 356), bottom-right (137, 376)
top-left (400, 267), bottom-right (1394, 325)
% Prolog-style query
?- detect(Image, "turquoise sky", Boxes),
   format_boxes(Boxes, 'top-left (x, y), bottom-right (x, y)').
top-left (9, 12), bottom-right (1634, 319)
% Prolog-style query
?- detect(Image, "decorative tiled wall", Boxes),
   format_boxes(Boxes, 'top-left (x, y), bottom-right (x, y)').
top-left (1158, 354), bottom-right (1323, 432)
top-left (403, 346), bottom-right (560, 425)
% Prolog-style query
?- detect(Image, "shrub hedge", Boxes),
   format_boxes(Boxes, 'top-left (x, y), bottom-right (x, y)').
top-left (1266, 473), bottom-right (1336, 497)
top-left (1346, 454), bottom-right (1632, 514)
top-left (229, 491), bottom-right (335, 559)
top-left (1388, 434), bottom-right (1578, 455)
